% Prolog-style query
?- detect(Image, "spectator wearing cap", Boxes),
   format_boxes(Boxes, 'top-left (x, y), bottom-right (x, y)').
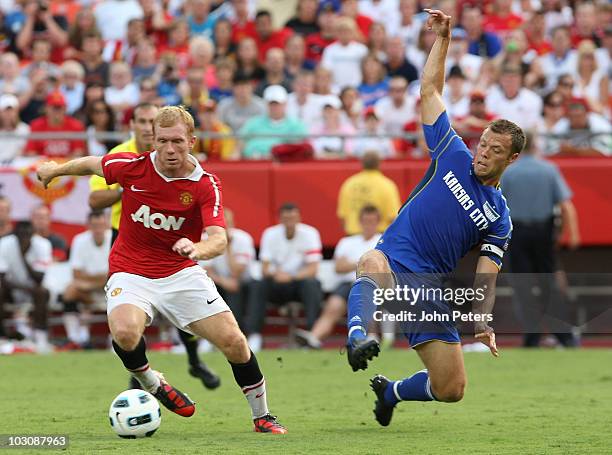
top-left (25, 90), bottom-right (86, 158)
top-left (217, 73), bottom-right (266, 132)
top-left (250, 10), bottom-right (293, 61)
top-left (310, 94), bottom-right (356, 158)
top-left (537, 26), bottom-right (577, 93)
top-left (374, 75), bottom-right (418, 138)
top-left (286, 70), bottom-right (325, 127)
top-left (0, 94), bottom-right (30, 163)
top-left (387, 0), bottom-right (423, 51)
top-left (442, 65), bottom-right (470, 120)
top-left (352, 107), bottom-right (395, 158)
top-left (255, 48), bottom-right (293, 97)
top-left (337, 151), bottom-right (401, 235)
top-left (551, 97), bottom-right (612, 156)
top-left (304, 2), bottom-right (337, 64)
top-left (239, 85), bottom-right (307, 159)
top-left (485, 63), bottom-right (542, 131)
top-left (285, 0), bottom-right (320, 36)
top-left (461, 7), bottom-right (502, 59)
top-left (247, 202), bottom-right (323, 352)
top-left (384, 36), bottom-right (419, 85)
top-left (573, 40), bottom-right (609, 116)
top-left (321, 16), bottom-right (368, 91)
top-left (454, 91), bottom-right (497, 153)
top-left (358, 54), bottom-right (389, 107)
top-left (59, 60), bottom-right (85, 115)
top-left (193, 99), bottom-right (236, 161)
top-left (447, 27), bottom-right (483, 84)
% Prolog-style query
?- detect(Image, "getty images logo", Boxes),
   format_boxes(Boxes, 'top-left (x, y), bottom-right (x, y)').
top-left (131, 204), bottom-right (185, 231)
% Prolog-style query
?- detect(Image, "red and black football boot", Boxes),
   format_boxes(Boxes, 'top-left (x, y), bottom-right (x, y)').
top-left (253, 414), bottom-right (288, 434)
top-left (152, 372), bottom-right (196, 417)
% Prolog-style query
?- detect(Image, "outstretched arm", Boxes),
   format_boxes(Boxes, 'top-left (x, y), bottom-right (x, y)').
top-left (420, 9), bottom-right (451, 125)
top-left (37, 156), bottom-right (104, 189)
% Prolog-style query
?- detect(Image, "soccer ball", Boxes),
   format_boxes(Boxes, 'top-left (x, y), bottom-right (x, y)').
top-left (108, 389), bottom-right (161, 438)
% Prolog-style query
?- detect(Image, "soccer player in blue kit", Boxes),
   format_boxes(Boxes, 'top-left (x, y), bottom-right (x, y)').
top-left (345, 9), bottom-right (526, 426)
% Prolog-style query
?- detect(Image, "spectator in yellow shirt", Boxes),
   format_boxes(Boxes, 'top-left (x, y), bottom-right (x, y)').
top-left (337, 151), bottom-right (401, 235)
top-left (193, 99), bottom-right (236, 160)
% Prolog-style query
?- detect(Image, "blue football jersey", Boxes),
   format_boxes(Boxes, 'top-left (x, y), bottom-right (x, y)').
top-left (376, 111), bottom-right (512, 273)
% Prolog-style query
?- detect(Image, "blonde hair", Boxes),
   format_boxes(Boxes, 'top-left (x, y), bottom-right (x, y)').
top-left (153, 105), bottom-right (195, 136)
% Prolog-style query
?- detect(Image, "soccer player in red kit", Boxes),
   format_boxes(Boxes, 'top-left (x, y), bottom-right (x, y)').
top-left (36, 106), bottom-right (287, 434)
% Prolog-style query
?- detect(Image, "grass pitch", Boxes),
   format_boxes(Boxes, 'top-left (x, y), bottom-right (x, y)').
top-left (2, 348), bottom-right (611, 454)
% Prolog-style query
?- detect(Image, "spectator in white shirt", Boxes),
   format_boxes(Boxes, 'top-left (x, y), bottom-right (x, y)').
top-left (61, 211), bottom-right (111, 349)
top-left (295, 205), bottom-right (382, 349)
top-left (0, 221), bottom-right (52, 352)
top-left (104, 61), bottom-right (140, 118)
top-left (286, 70), bottom-right (325, 127)
top-left (247, 202), bottom-right (323, 352)
top-left (0, 94), bottom-right (30, 163)
top-left (352, 107), bottom-right (395, 158)
top-left (485, 63), bottom-right (543, 131)
top-left (374, 76), bottom-right (418, 137)
top-left (321, 16), bottom-right (368, 92)
top-left (537, 26), bottom-right (577, 93)
top-left (201, 209), bottom-right (255, 332)
top-left (59, 60), bottom-right (86, 115)
top-left (447, 28), bottom-right (483, 84)
top-left (94, 0), bottom-right (143, 41)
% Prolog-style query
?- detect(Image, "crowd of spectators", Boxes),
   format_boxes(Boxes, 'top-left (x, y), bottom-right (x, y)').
top-left (0, 0), bottom-right (609, 163)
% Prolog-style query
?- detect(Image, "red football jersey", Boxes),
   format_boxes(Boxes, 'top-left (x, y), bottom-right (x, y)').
top-left (25, 116), bottom-right (86, 158)
top-left (102, 151), bottom-right (226, 279)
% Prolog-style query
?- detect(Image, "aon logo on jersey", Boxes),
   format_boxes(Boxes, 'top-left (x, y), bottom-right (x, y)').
top-left (131, 205), bottom-right (185, 231)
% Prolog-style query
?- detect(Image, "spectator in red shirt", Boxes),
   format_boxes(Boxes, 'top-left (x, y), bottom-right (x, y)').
top-left (304, 3), bottom-right (337, 63)
top-left (140, 0), bottom-right (171, 47)
top-left (230, 0), bottom-right (256, 44)
top-left (525, 10), bottom-right (552, 56)
top-left (25, 90), bottom-right (86, 158)
top-left (250, 10), bottom-right (293, 61)
top-left (571, 2), bottom-right (603, 48)
top-left (453, 91), bottom-right (497, 153)
top-left (339, 0), bottom-right (372, 42)
top-left (158, 18), bottom-right (191, 74)
top-left (483, 0), bottom-right (524, 37)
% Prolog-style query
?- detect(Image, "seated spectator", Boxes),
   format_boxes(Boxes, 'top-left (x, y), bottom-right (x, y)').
top-left (295, 205), bottom-right (382, 348)
top-left (131, 38), bottom-right (158, 84)
top-left (201, 208), bottom-right (255, 331)
top-left (187, 36), bottom-right (217, 88)
top-left (61, 210), bottom-right (111, 349)
top-left (230, 0), bottom-right (256, 44)
top-left (66, 6), bottom-right (100, 59)
top-left (485, 63), bottom-right (542, 131)
top-left (0, 221), bottom-right (52, 352)
top-left (310, 95), bottom-right (355, 158)
top-left (461, 7), bottom-right (502, 59)
top-left (20, 39), bottom-right (60, 79)
top-left (358, 0), bottom-right (397, 25)
top-left (384, 36), bottom-right (419, 84)
top-left (102, 17), bottom-right (145, 65)
top-left (367, 22), bottom-right (387, 62)
top-left (59, 59), bottom-right (85, 115)
top-left (93, 0), bottom-right (143, 42)
top-left (387, 0), bottom-right (422, 50)
top-left (139, 0), bottom-right (171, 46)
top-left (571, 2), bottom-right (602, 48)
top-left (286, 69), bottom-right (324, 127)
top-left (443, 66), bottom-right (470, 120)
top-left (304, 2), bottom-right (337, 64)
top-left (239, 85), bottom-right (307, 159)
top-left (0, 94), bottom-right (30, 163)
top-left (321, 17), bottom-right (368, 92)
top-left (155, 52), bottom-right (182, 106)
top-left (555, 73), bottom-right (576, 104)
top-left (158, 18), bottom-right (191, 73)
top-left (483, 0), bottom-right (524, 38)
top-left (573, 40), bottom-right (609, 115)
top-left (337, 151), bottom-right (401, 235)
top-left (250, 10), bottom-right (293, 61)
top-left (79, 31), bottom-right (110, 86)
top-left (15, 0), bottom-right (68, 64)
top-left (217, 73), bottom-right (266, 132)
top-left (524, 10), bottom-right (552, 56)
top-left (209, 58), bottom-right (236, 103)
top-left (285, 0), bottom-right (320, 36)
top-left (339, 86), bottom-right (363, 128)
top-left (358, 54), bottom-right (389, 107)
top-left (497, 29), bottom-right (541, 90)
top-left (537, 26), bottom-right (577, 93)
top-left (551, 97), bottom-right (612, 156)
top-left (180, 66), bottom-right (209, 119)
top-left (30, 204), bottom-right (68, 261)
top-left (0, 196), bottom-right (13, 237)
top-left (255, 47), bottom-right (292, 97)
top-left (25, 91), bottom-right (86, 158)
top-left (312, 65), bottom-right (334, 95)
top-left (234, 37), bottom-right (265, 82)
top-left (85, 99), bottom-right (120, 156)
top-left (536, 91), bottom-right (566, 156)
top-left (339, 0), bottom-right (373, 41)
top-left (352, 106), bottom-right (395, 158)
top-left (447, 28), bottom-right (483, 84)
top-left (374, 76), bottom-right (418, 138)
top-left (454, 91), bottom-right (497, 153)
top-left (193, 99), bottom-right (236, 160)
top-left (0, 52), bottom-right (30, 101)
top-left (187, 0), bottom-right (217, 39)
top-left (104, 61), bottom-right (140, 118)
top-left (19, 67), bottom-right (51, 124)
top-left (213, 18), bottom-right (236, 61)
top-left (73, 81), bottom-right (105, 124)
top-left (406, 23), bottom-right (436, 72)
top-left (246, 202), bottom-right (323, 352)
top-left (284, 34), bottom-right (315, 79)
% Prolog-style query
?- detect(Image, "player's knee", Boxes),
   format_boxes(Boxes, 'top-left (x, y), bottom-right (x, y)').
top-left (218, 331), bottom-right (249, 362)
top-left (433, 380), bottom-right (466, 403)
top-left (112, 324), bottom-right (142, 351)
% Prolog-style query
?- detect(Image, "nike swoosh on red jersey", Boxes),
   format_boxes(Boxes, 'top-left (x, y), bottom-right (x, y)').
top-left (130, 184), bottom-right (147, 192)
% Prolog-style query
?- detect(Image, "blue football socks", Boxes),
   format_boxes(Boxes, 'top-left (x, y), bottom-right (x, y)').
top-left (384, 369), bottom-right (436, 405)
top-left (346, 276), bottom-right (378, 344)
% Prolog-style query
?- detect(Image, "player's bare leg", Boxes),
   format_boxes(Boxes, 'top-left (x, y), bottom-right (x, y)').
top-left (109, 304), bottom-right (195, 417)
top-left (188, 311), bottom-right (287, 434)
top-left (296, 294), bottom-right (346, 349)
top-left (346, 250), bottom-right (395, 371)
top-left (370, 341), bottom-right (466, 426)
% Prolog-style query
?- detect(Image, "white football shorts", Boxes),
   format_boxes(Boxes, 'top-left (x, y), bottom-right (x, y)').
top-left (105, 265), bottom-right (229, 333)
